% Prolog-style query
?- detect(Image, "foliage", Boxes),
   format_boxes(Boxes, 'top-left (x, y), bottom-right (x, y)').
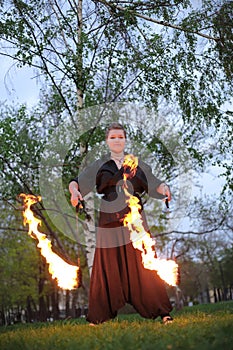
top-left (0, 103), bottom-right (45, 198)
top-left (0, 302), bottom-right (233, 350)
top-left (0, 205), bottom-right (39, 310)
top-left (0, 1), bottom-right (232, 146)
top-left (0, 0), bottom-right (232, 189)
top-left (0, 103), bottom-right (89, 319)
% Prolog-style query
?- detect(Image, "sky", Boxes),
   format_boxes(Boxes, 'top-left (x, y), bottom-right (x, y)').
top-left (1, 56), bottom-right (40, 107)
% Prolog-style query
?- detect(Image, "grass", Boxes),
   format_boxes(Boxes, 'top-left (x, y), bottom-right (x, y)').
top-left (0, 301), bottom-right (233, 350)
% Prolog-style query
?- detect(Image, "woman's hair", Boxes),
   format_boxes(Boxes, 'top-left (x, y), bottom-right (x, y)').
top-left (105, 122), bottom-right (126, 139)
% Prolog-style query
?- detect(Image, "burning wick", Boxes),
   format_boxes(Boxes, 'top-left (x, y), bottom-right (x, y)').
top-left (20, 193), bottom-right (80, 290)
top-left (122, 155), bottom-right (179, 286)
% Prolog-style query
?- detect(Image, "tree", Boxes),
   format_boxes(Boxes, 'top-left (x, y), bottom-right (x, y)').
top-left (0, 204), bottom-right (39, 324)
top-left (0, 0), bottom-right (232, 189)
top-left (166, 194), bottom-right (233, 303)
top-left (0, 104), bottom-right (90, 321)
top-left (0, 0), bottom-right (232, 318)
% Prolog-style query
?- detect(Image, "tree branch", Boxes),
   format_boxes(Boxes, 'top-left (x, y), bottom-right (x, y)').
top-left (0, 226), bottom-right (28, 232)
top-left (12, 1), bottom-right (75, 121)
top-left (96, 0), bottom-right (220, 42)
top-left (155, 225), bottom-right (229, 237)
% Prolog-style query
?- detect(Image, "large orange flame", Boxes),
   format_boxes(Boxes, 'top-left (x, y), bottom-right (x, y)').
top-left (122, 155), bottom-right (179, 286)
top-left (20, 193), bottom-right (80, 290)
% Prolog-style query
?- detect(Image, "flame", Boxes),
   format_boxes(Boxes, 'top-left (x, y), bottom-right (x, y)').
top-left (20, 193), bottom-right (80, 290)
top-left (122, 154), bottom-right (138, 179)
top-left (122, 155), bottom-right (179, 286)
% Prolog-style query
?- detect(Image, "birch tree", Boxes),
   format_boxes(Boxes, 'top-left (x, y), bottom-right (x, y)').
top-left (0, 0), bottom-right (232, 185)
top-left (0, 0), bottom-right (232, 313)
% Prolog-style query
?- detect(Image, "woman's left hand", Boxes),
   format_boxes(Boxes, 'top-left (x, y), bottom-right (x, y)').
top-left (157, 183), bottom-right (171, 201)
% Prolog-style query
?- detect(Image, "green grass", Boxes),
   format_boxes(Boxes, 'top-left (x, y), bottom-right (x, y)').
top-left (0, 301), bottom-right (233, 350)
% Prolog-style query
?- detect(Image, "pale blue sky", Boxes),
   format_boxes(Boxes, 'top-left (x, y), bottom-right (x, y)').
top-left (1, 56), bottom-right (39, 107)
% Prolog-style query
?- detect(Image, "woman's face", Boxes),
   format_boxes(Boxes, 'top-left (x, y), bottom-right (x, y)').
top-left (106, 129), bottom-right (126, 154)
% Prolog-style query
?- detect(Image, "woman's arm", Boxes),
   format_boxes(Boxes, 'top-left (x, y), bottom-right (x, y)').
top-left (138, 160), bottom-right (171, 200)
top-left (69, 157), bottom-right (108, 205)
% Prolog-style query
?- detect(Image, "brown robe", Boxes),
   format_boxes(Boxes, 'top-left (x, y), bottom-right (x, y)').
top-left (72, 156), bottom-right (172, 324)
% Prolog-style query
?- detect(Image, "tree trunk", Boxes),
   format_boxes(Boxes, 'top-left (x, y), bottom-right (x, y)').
top-left (26, 296), bottom-right (33, 322)
top-left (218, 261), bottom-right (227, 301)
top-left (77, 0), bottom-right (83, 110)
top-left (65, 290), bottom-right (70, 318)
top-left (51, 286), bottom-right (60, 320)
top-left (217, 288), bottom-right (222, 302)
top-left (205, 287), bottom-right (211, 303)
top-left (70, 289), bottom-right (79, 318)
top-left (82, 192), bottom-right (96, 275)
top-left (38, 264), bottom-right (48, 322)
top-left (229, 285), bottom-right (233, 300)
top-left (76, 0), bottom-right (96, 276)
top-left (38, 288), bottom-right (47, 322)
top-left (213, 287), bottom-right (218, 303)
top-left (0, 307), bottom-right (6, 326)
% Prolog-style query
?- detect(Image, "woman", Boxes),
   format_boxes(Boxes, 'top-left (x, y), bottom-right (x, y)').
top-left (69, 122), bottom-right (173, 325)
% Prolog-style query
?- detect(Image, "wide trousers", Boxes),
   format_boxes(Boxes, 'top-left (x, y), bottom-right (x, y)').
top-left (86, 226), bottom-right (172, 324)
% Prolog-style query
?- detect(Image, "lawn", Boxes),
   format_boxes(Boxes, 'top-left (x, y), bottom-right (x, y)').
top-left (0, 301), bottom-right (233, 350)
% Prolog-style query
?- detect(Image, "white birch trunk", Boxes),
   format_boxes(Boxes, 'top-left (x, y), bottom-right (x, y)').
top-left (77, 0), bottom-right (96, 276)
top-left (82, 192), bottom-right (96, 276)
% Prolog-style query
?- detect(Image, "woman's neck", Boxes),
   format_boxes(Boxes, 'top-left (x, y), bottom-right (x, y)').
top-left (110, 151), bottom-right (124, 160)
top-left (110, 151), bottom-right (125, 169)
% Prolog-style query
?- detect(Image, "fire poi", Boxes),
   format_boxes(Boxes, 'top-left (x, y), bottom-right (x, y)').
top-left (20, 193), bottom-right (81, 290)
top-left (122, 154), bottom-right (179, 286)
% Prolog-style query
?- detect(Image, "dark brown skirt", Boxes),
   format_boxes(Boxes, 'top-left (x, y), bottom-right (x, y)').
top-left (86, 226), bottom-right (172, 324)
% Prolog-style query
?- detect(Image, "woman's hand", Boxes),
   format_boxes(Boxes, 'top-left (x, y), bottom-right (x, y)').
top-left (71, 190), bottom-right (83, 207)
top-left (69, 181), bottom-right (83, 207)
top-left (157, 183), bottom-right (171, 201)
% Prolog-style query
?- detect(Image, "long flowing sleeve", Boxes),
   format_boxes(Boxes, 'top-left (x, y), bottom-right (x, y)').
top-left (70, 156), bottom-right (109, 196)
top-left (136, 159), bottom-right (166, 199)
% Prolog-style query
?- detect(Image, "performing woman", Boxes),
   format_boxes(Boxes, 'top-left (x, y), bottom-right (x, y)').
top-left (69, 122), bottom-right (173, 325)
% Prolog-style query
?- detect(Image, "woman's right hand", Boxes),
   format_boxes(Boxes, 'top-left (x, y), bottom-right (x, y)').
top-left (70, 190), bottom-right (83, 207)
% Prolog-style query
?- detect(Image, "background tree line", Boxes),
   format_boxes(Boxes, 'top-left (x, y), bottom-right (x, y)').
top-left (0, 0), bottom-right (232, 324)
